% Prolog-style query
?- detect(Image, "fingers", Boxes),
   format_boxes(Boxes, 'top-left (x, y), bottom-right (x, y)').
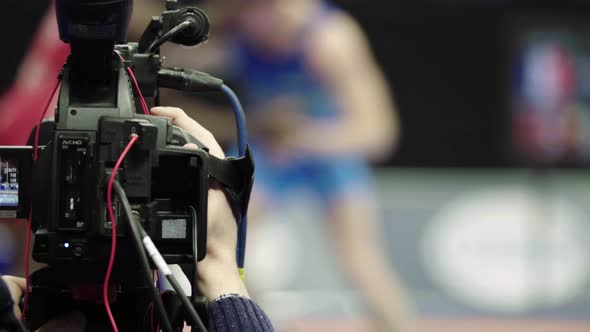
top-left (151, 107), bottom-right (225, 158)
top-left (1, 276), bottom-right (25, 318)
top-left (184, 143), bottom-right (199, 150)
top-left (151, 107), bottom-right (197, 132)
top-left (151, 107), bottom-right (210, 142)
top-left (2, 276), bottom-right (26, 292)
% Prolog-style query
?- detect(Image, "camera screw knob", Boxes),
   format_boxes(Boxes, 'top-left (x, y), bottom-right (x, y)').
top-left (73, 244), bottom-right (85, 257)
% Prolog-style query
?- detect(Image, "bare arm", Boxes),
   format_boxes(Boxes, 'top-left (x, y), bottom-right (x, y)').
top-left (287, 13), bottom-right (400, 161)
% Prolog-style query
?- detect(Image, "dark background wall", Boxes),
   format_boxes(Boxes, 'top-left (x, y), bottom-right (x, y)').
top-left (6, 0), bottom-right (590, 167)
top-left (0, 0), bottom-right (50, 94)
top-left (333, 0), bottom-right (590, 167)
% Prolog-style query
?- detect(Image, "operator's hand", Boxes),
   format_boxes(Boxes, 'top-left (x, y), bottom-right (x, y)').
top-left (1, 276), bottom-right (25, 318)
top-left (0, 276), bottom-right (86, 332)
top-left (150, 107), bottom-right (250, 301)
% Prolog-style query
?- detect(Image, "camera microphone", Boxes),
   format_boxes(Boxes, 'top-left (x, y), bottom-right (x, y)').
top-left (172, 8), bottom-right (209, 47)
top-left (159, 1), bottom-right (209, 49)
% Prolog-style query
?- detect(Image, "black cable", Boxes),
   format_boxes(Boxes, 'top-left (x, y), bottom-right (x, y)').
top-left (136, 228), bottom-right (208, 332)
top-left (112, 181), bottom-right (174, 332)
top-left (166, 274), bottom-right (208, 332)
top-left (148, 21), bottom-right (193, 53)
top-left (188, 205), bottom-right (198, 302)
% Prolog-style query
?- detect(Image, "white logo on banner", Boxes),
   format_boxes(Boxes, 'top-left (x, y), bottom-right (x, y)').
top-left (422, 186), bottom-right (590, 313)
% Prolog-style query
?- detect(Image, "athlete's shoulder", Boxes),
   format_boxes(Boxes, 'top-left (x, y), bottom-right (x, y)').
top-left (303, 11), bottom-right (373, 74)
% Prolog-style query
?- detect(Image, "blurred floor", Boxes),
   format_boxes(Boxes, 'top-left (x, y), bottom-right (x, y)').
top-left (246, 169), bottom-right (590, 329)
top-left (2, 169), bottom-right (590, 330)
top-left (285, 318), bottom-right (590, 332)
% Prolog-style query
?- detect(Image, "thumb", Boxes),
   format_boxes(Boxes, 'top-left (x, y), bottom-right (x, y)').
top-left (37, 311), bottom-right (86, 332)
top-left (184, 143), bottom-right (199, 150)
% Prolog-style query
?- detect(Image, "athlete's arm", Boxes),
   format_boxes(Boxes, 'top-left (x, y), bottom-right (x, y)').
top-left (287, 12), bottom-right (400, 160)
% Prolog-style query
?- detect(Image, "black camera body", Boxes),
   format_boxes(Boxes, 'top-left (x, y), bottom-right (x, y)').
top-left (31, 62), bottom-right (210, 267)
top-left (2, 0), bottom-right (255, 330)
top-left (27, 62), bottom-right (211, 328)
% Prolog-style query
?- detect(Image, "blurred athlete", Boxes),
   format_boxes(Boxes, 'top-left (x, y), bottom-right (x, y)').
top-left (132, 0), bottom-right (413, 330)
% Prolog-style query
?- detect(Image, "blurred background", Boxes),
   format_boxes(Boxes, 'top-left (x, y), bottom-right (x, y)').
top-left (3, 0), bottom-right (590, 331)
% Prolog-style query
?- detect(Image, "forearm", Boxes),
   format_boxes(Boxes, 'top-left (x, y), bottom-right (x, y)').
top-left (317, 76), bottom-right (400, 159)
top-left (302, 12), bottom-right (400, 161)
top-left (197, 258), bottom-right (249, 301)
top-left (290, 75), bottom-right (399, 160)
top-left (199, 256), bottom-right (274, 331)
top-left (197, 188), bottom-right (273, 331)
top-left (287, 114), bottom-right (398, 159)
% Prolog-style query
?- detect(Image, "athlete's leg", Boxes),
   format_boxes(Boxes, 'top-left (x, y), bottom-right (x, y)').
top-left (326, 192), bottom-right (414, 331)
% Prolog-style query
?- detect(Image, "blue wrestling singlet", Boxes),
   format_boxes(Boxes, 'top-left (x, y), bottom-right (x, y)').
top-left (231, 1), bottom-right (374, 202)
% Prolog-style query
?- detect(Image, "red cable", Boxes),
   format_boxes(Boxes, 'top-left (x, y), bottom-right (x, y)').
top-left (22, 79), bottom-right (61, 320)
top-left (115, 52), bottom-right (149, 115)
top-left (104, 134), bottom-right (139, 332)
top-left (24, 55), bottom-right (146, 324)
top-left (126, 68), bottom-right (150, 115)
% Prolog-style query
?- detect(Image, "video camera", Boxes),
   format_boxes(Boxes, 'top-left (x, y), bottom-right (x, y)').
top-left (0, 0), bottom-right (253, 331)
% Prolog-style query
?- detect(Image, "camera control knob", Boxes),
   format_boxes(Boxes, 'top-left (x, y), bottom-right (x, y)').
top-left (73, 244), bottom-right (85, 257)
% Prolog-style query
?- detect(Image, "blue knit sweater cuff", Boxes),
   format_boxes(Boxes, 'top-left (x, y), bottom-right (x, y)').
top-left (208, 294), bottom-right (274, 332)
